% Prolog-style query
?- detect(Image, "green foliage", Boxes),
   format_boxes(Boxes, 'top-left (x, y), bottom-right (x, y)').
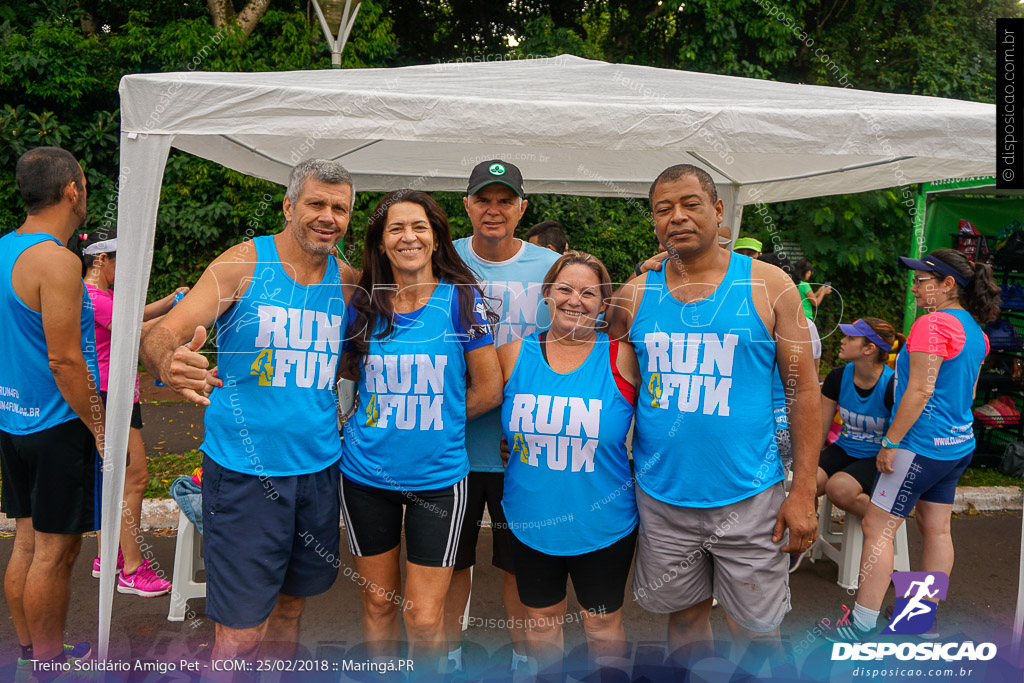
top-left (0, 1), bottom-right (396, 298)
top-left (0, 0), bottom-right (1011, 316)
top-left (746, 189), bottom-right (914, 365)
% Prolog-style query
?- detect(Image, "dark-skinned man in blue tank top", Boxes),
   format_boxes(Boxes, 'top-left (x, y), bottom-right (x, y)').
top-left (607, 164), bottom-right (819, 670)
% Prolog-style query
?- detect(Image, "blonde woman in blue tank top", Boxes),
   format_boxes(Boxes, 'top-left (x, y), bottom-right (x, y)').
top-left (337, 190), bottom-right (501, 670)
top-left (823, 250), bottom-right (999, 642)
top-left (498, 251), bottom-right (640, 675)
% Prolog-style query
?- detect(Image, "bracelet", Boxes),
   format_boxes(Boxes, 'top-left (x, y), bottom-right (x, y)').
top-left (634, 260), bottom-right (645, 277)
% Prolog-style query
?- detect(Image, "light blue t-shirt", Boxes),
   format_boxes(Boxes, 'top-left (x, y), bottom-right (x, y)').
top-left (454, 237), bottom-right (559, 471)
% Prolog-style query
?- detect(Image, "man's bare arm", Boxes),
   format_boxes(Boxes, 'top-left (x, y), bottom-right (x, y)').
top-left (40, 247), bottom-right (105, 446)
top-left (140, 241), bottom-right (257, 404)
top-left (606, 277), bottom-right (644, 342)
top-left (752, 260), bottom-right (819, 553)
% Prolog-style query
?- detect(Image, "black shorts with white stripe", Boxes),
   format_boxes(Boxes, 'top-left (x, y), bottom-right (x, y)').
top-left (339, 475), bottom-right (467, 567)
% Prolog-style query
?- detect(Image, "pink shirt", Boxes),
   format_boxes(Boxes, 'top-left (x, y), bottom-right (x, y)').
top-left (86, 284), bottom-right (140, 401)
top-left (905, 311), bottom-right (990, 359)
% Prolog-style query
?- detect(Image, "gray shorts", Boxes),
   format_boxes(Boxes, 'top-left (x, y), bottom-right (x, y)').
top-left (631, 483), bottom-right (791, 633)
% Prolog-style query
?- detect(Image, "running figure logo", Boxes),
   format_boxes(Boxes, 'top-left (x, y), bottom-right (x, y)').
top-left (884, 571), bottom-right (949, 635)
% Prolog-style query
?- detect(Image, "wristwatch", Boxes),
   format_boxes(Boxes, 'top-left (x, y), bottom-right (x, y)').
top-left (634, 260), bottom-right (645, 277)
top-left (881, 436), bottom-right (900, 449)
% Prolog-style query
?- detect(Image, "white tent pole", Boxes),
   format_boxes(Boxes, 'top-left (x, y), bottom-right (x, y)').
top-left (1014, 491), bottom-right (1024, 664)
top-left (730, 202), bottom-right (744, 240)
top-left (98, 132), bottom-right (172, 660)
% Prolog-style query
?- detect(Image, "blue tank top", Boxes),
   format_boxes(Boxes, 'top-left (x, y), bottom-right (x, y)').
top-left (894, 309), bottom-right (986, 461)
top-left (454, 238), bottom-right (559, 473)
top-left (835, 363), bottom-right (895, 459)
top-left (501, 333), bottom-right (637, 555)
top-left (0, 232), bottom-right (99, 435)
top-left (772, 371), bottom-right (788, 431)
top-left (201, 236), bottom-right (345, 476)
top-left (630, 254), bottom-right (782, 506)
top-left (342, 281), bottom-right (472, 491)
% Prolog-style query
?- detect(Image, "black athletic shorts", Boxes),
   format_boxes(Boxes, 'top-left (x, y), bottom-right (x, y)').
top-left (98, 391), bottom-right (143, 430)
top-left (202, 453), bottom-right (341, 629)
top-left (819, 442), bottom-right (879, 495)
top-left (452, 471), bottom-right (515, 573)
top-left (510, 527), bottom-right (638, 613)
top-left (0, 419), bottom-right (100, 534)
top-left (341, 475), bottom-right (467, 568)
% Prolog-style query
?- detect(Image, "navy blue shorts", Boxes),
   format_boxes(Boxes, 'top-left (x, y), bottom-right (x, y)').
top-left (870, 448), bottom-right (972, 518)
top-left (202, 453), bottom-right (341, 629)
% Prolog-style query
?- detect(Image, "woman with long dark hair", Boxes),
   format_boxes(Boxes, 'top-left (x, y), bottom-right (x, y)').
top-left (338, 190), bottom-right (501, 669)
top-left (824, 249), bottom-right (998, 641)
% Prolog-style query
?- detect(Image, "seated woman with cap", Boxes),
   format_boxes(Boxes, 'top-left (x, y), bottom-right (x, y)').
top-left (816, 318), bottom-right (904, 519)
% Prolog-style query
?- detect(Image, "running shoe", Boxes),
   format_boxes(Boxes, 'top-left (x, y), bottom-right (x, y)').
top-left (91, 549), bottom-right (124, 578)
top-left (821, 605), bottom-right (881, 643)
top-left (788, 550), bottom-right (808, 573)
top-left (117, 559), bottom-right (171, 597)
top-left (15, 644), bottom-right (91, 683)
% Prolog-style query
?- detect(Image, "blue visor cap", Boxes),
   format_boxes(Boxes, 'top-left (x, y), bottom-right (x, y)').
top-left (897, 254), bottom-right (969, 287)
top-left (838, 319), bottom-right (892, 353)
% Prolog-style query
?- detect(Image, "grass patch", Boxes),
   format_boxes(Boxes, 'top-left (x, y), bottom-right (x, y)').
top-left (145, 449), bottom-right (203, 499)
top-left (959, 466), bottom-right (1024, 488)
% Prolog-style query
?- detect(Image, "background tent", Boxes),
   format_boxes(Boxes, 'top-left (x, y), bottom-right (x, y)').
top-left (102, 55), bottom-right (997, 657)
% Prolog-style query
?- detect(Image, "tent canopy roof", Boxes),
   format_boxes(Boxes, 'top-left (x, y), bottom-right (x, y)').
top-left (120, 55), bottom-right (995, 205)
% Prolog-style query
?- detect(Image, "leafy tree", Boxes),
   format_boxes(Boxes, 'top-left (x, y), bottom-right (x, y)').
top-left (0, 0), bottom-right (1014, 363)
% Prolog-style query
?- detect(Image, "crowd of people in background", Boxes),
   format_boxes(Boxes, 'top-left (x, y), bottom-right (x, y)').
top-left (0, 148), bottom-right (998, 681)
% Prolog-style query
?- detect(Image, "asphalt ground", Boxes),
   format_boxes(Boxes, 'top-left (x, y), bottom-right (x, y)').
top-left (1, 512), bottom-right (1022, 682)
top-left (5, 377), bottom-right (1022, 680)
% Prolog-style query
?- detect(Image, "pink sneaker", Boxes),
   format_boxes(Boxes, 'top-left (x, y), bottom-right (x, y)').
top-left (117, 559), bottom-right (171, 597)
top-left (91, 548), bottom-right (124, 578)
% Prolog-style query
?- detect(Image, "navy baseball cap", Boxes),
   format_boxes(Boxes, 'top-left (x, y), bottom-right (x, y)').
top-left (897, 253), bottom-right (969, 287)
top-left (467, 160), bottom-right (525, 198)
top-left (838, 319), bottom-right (892, 352)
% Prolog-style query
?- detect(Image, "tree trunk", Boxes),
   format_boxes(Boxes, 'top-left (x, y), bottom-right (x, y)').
top-left (236, 0), bottom-right (272, 40)
top-left (78, 0), bottom-right (98, 35)
top-left (80, 10), bottom-right (98, 35)
top-left (208, 0), bottom-right (235, 29)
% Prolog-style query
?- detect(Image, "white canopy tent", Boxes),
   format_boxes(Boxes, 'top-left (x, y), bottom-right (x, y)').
top-left (102, 55), bottom-right (997, 657)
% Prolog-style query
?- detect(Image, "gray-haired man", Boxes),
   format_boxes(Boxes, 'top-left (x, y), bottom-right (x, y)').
top-left (141, 159), bottom-right (359, 663)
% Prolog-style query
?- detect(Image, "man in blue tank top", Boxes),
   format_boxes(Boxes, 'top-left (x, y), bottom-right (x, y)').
top-left (1, 147), bottom-right (104, 674)
top-left (446, 160), bottom-right (559, 673)
top-left (141, 159), bottom-right (359, 664)
top-left (607, 164), bottom-right (820, 666)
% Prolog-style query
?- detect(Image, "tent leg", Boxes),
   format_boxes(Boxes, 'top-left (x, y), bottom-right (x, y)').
top-left (730, 203), bottom-right (744, 238)
top-left (1013, 497), bottom-right (1024, 666)
top-left (98, 132), bottom-right (173, 661)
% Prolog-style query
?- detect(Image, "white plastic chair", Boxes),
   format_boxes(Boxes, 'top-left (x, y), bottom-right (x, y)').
top-left (167, 509), bottom-right (206, 621)
top-left (811, 496), bottom-right (910, 590)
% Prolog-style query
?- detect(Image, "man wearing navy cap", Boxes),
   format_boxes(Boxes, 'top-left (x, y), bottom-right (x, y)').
top-left (444, 160), bottom-right (559, 674)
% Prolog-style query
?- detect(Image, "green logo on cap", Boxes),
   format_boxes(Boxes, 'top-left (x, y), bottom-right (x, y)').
top-left (489, 163), bottom-right (506, 176)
